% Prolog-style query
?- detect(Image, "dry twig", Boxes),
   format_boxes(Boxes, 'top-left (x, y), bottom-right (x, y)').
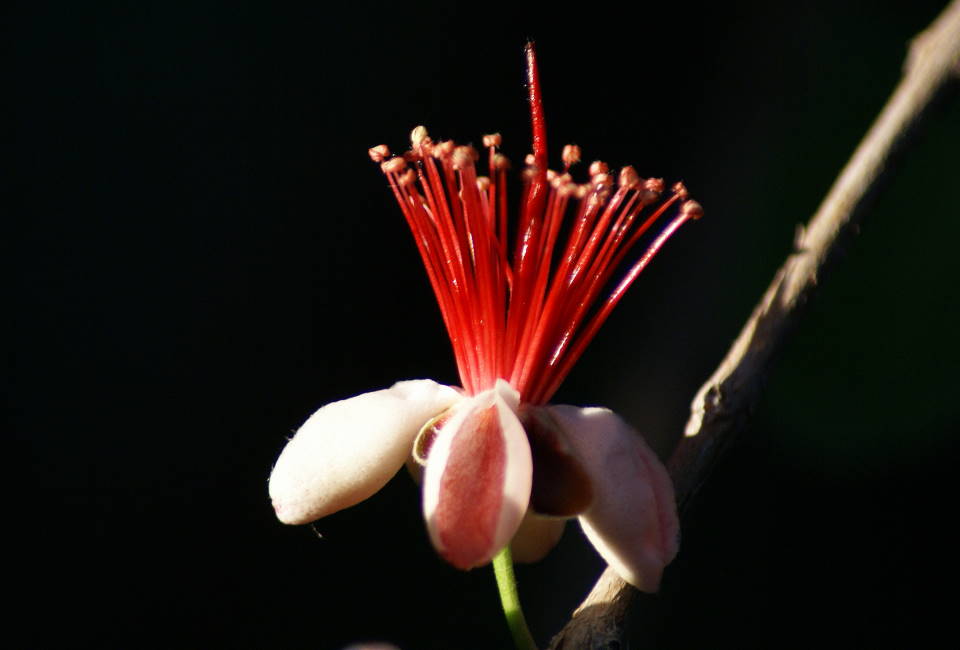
top-left (549, 2), bottom-right (960, 647)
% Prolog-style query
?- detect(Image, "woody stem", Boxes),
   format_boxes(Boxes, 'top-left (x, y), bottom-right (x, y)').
top-left (492, 547), bottom-right (538, 650)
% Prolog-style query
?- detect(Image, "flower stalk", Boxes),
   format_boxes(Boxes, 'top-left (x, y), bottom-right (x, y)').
top-left (492, 546), bottom-right (538, 650)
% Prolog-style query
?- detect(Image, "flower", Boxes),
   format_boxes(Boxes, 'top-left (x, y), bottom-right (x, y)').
top-left (269, 44), bottom-right (701, 592)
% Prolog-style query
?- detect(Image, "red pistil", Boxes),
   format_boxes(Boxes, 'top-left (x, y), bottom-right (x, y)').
top-left (370, 44), bottom-right (702, 404)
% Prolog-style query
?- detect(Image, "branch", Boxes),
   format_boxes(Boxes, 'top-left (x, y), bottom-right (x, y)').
top-left (549, 3), bottom-right (960, 648)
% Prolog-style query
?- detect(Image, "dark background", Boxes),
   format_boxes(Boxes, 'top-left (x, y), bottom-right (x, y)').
top-left (10, 1), bottom-right (959, 648)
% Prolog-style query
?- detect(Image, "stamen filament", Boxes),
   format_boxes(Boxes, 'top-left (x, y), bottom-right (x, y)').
top-left (371, 43), bottom-right (702, 406)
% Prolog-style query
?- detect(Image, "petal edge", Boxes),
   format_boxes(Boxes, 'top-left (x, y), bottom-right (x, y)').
top-left (548, 405), bottom-right (679, 591)
top-left (269, 379), bottom-right (460, 525)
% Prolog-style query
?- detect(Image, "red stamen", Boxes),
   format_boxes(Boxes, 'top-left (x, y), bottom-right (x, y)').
top-left (525, 42), bottom-right (548, 173)
top-left (371, 44), bottom-right (702, 403)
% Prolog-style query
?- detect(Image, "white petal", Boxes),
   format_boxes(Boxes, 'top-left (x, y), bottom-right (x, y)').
top-left (548, 405), bottom-right (679, 592)
top-left (269, 379), bottom-right (460, 525)
top-left (422, 380), bottom-right (532, 569)
top-left (510, 511), bottom-right (567, 563)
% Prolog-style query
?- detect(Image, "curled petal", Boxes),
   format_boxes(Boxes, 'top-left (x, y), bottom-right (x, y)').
top-left (510, 511), bottom-right (567, 563)
top-left (269, 379), bottom-right (460, 525)
top-left (548, 405), bottom-right (679, 592)
top-left (423, 380), bottom-right (532, 569)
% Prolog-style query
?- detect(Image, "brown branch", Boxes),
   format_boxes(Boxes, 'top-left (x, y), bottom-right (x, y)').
top-left (548, 3), bottom-right (960, 648)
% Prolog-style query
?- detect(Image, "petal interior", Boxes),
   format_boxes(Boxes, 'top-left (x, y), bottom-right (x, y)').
top-left (423, 381), bottom-right (531, 569)
top-left (523, 406), bottom-right (594, 516)
top-left (435, 404), bottom-right (505, 566)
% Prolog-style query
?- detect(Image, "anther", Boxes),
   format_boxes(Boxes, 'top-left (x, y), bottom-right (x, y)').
top-left (493, 153), bottom-right (511, 171)
top-left (680, 199), bottom-right (704, 220)
top-left (368, 144), bottom-right (390, 163)
top-left (588, 161), bottom-right (609, 176)
top-left (381, 157), bottom-right (407, 174)
top-left (483, 133), bottom-right (502, 148)
top-left (644, 178), bottom-right (665, 194)
top-left (618, 166), bottom-right (640, 190)
top-left (399, 168), bottom-right (417, 187)
top-left (562, 144), bottom-right (581, 169)
top-left (476, 176), bottom-right (491, 192)
top-left (671, 181), bottom-right (688, 199)
top-left (434, 140), bottom-right (455, 158)
top-left (591, 172), bottom-right (612, 187)
top-left (411, 126), bottom-right (430, 149)
top-left (452, 145), bottom-right (478, 169)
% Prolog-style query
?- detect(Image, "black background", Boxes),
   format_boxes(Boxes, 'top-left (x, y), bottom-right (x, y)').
top-left (10, 1), bottom-right (959, 648)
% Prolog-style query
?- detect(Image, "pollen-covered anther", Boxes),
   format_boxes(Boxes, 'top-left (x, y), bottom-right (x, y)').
top-left (644, 178), bottom-right (665, 194)
top-left (546, 169), bottom-right (558, 182)
top-left (562, 144), bottom-right (581, 169)
top-left (398, 168), bottom-right (417, 187)
top-left (672, 181), bottom-right (689, 199)
top-left (476, 176), bottom-right (491, 192)
top-left (618, 166), bottom-right (640, 190)
top-left (550, 172), bottom-right (572, 189)
top-left (483, 133), bottom-right (502, 148)
top-left (368, 144), bottom-right (390, 163)
top-left (589, 160), bottom-right (609, 176)
top-left (493, 153), bottom-right (510, 171)
top-left (681, 199), bottom-right (704, 220)
top-left (381, 157), bottom-right (406, 175)
top-left (591, 172), bottom-right (612, 188)
top-left (433, 140), bottom-right (455, 159)
top-left (410, 125), bottom-right (430, 150)
top-left (452, 145), bottom-right (479, 170)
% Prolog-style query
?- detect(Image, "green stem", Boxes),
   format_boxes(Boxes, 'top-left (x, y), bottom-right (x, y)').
top-left (492, 547), bottom-right (538, 650)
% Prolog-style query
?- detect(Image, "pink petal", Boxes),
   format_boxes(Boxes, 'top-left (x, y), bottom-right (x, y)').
top-left (269, 380), bottom-right (460, 525)
top-left (422, 380), bottom-right (531, 569)
top-left (547, 405), bottom-right (679, 592)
